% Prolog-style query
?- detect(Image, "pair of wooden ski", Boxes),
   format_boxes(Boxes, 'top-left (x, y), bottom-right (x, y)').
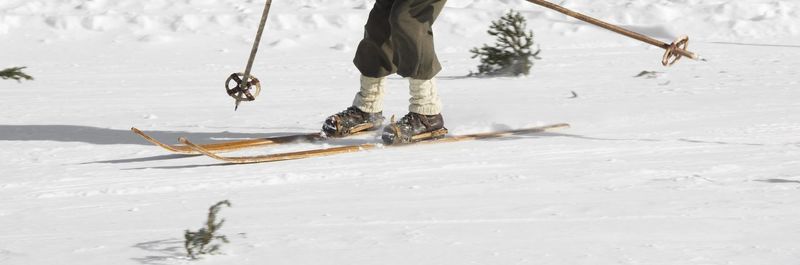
top-left (131, 127), bottom-right (327, 155)
top-left (132, 123), bottom-right (570, 164)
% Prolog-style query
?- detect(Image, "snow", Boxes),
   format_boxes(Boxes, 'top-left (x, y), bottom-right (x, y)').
top-left (2, 0), bottom-right (800, 264)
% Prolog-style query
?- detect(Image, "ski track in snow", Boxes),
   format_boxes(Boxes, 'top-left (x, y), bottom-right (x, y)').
top-left (2, 0), bottom-right (800, 265)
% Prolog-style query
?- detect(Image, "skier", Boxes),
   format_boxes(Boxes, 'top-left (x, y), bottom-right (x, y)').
top-left (322, 0), bottom-right (447, 145)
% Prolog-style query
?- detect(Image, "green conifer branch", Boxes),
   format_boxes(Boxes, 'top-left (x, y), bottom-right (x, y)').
top-left (0, 67), bottom-right (33, 82)
top-left (184, 200), bottom-right (232, 259)
top-left (470, 10), bottom-right (541, 76)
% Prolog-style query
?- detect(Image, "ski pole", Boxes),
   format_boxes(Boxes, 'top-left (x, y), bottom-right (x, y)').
top-left (525, 0), bottom-right (702, 66)
top-left (228, 0), bottom-right (273, 111)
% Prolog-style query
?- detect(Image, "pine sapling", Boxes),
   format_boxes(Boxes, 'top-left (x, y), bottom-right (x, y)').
top-left (470, 10), bottom-right (541, 76)
top-left (184, 200), bottom-right (232, 259)
top-left (0, 67), bottom-right (33, 82)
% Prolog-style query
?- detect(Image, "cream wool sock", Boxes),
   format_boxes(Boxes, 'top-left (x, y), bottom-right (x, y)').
top-left (352, 75), bottom-right (386, 113)
top-left (408, 78), bottom-right (442, 115)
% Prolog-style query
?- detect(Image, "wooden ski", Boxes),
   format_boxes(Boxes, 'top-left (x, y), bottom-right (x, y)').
top-left (180, 123), bottom-right (570, 164)
top-left (131, 127), bottom-right (327, 154)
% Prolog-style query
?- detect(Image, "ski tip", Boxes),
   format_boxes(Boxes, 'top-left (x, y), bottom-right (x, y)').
top-left (131, 127), bottom-right (141, 133)
top-left (178, 137), bottom-right (189, 144)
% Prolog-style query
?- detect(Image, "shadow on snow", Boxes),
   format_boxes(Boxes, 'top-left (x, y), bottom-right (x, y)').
top-left (0, 124), bottom-right (309, 146)
top-left (131, 239), bottom-right (189, 265)
top-left (754, 179), bottom-right (800, 184)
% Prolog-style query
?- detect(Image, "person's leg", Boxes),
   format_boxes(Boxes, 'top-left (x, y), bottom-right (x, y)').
top-left (408, 76), bottom-right (442, 115)
top-left (351, 0), bottom-right (395, 114)
top-left (389, 0), bottom-right (446, 81)
top-left (353, 0), bottom-right (397, 80)
top-left (352, 75), bottom-right (387, 113)
top-left (380, 0), bottom-right (447, 145)
top-left (389, 0), bottom-right (446, 115)
top-left (323, 1), bottom-right (396, 137)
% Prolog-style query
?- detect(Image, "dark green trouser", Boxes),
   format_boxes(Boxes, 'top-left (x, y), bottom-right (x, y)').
top-left (353, 0), bottom-right (447, 80)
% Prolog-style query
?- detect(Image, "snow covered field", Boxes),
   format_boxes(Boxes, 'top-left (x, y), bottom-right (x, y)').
top-left (2, 0), bottom-right (800, 264)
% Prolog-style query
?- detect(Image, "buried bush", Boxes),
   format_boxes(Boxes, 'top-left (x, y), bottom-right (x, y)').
top-left (470, 10), bottom-right (541, 76)
top-left (184, 200), bottom-right (232, 259)
top-left (1, 67), bottom-right (33, 82)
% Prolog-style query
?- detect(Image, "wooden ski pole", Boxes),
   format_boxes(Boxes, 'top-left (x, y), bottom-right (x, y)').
top-left (525, 0), bottom-right (702, 66)
top-left (230, 0), bottom-right (273, 111)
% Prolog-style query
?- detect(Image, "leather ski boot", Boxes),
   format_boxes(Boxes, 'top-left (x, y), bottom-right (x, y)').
top-left (322, 106), bottom-right (385, 137)
top-left (382, 112), bottom-right (448, 145)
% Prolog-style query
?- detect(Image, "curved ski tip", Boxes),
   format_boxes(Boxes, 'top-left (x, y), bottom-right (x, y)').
top-left (178, 137), bottom-right (189, 144)
top-left (131, 127), bottom-right (141, 133)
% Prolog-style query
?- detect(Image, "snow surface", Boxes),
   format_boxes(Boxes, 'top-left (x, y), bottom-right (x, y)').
top-left (2, 0), bottom-right (800, 264)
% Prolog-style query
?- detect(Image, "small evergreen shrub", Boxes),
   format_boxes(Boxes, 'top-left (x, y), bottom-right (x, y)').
top-left (0, 67), bottom-right (33, 82)
top-left (470, 10), bottom-right (541, 76)
top-left (184, 200), bottom-right (232, 259)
